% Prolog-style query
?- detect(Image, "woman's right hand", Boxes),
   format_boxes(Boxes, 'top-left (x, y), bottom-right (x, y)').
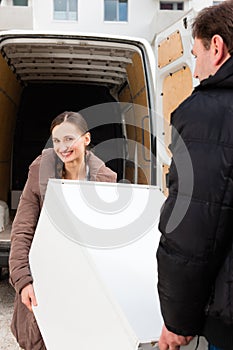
top-left (21, 284), bottom-right (38, 312)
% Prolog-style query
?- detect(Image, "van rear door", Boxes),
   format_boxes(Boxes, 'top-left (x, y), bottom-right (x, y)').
top-left (153, 10), bottom-right (196, 195)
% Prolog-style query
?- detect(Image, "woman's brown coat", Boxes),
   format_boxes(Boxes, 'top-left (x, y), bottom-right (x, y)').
top-left (9, 148), bottom-right (117, 350)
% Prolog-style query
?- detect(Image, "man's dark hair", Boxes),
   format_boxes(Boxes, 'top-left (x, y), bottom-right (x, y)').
top-left (192, 0), bottom-right (233, 54)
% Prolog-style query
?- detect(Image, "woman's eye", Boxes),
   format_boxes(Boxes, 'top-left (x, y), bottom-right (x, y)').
top-left (66, 137), bottom-right (74, 142)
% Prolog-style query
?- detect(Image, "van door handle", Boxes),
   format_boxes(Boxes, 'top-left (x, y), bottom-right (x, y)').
top-left (141, 115), bottom-right (151, 162)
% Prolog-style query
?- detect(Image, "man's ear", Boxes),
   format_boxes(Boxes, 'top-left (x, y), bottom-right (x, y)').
top-left (211, 34), bottom-right (229, 66)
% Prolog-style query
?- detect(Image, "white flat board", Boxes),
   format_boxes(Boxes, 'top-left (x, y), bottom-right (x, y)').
top-left (29, 180), bottom-right (166, 349)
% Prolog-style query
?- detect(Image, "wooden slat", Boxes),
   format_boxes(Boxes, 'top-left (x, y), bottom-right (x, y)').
top-left (17, 68), bottom-right (126, 79)
top-left (7, 52), bottom-right (132, 64)
top-left (14, 62), bottom-right (127, 73)
top-left (21, 75), bottom-right (123, 85)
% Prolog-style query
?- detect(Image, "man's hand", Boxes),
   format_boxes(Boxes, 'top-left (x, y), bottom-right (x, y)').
top-left (158, 324), bottom-right (193, 350)
top-left (21, 283), bottom-right (38, 312)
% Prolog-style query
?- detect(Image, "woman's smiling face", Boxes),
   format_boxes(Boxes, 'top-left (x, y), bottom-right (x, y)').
top-left (52, 121), bottom-right (90, 163)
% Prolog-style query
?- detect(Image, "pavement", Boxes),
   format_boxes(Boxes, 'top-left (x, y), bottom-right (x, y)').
top-left (0, 268), bottom-right (19, 350)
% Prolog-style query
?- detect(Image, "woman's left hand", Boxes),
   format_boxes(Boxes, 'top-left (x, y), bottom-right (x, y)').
top-left (21, 283), bottom-right (38, 312)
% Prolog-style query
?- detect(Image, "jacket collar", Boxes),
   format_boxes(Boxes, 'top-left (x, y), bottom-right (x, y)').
top-left (39, 148), bottom-right (106, 200)
top-left (194, 55), bottom-right (233, 92)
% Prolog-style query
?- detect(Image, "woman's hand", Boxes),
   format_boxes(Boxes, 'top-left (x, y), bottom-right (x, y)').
top-left (158, 324), bottom-right (193, 350)
top-left (21, 284), bottom-right (38, 312)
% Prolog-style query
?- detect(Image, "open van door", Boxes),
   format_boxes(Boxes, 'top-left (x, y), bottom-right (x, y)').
top-left (153, 10), bottom-right (197, 196)
top-left (151, 10), bottom-right (208, 350)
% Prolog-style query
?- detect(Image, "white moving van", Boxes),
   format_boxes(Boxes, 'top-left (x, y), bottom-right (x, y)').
top-left (0, 9), bottom-right (207, 350)
top-left (0, 8), bottom-right (195, 225)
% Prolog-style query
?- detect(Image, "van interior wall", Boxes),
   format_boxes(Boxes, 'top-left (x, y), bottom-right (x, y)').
top-left (12, 83), bottom-right (124, 191)
top-left (0, 55), bottom-right (22, 203)
top-left (118, 52), bottom-right (151, 185)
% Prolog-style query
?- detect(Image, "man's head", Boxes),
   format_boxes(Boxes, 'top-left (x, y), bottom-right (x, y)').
top-left (191, 0), bottom-right (233, 81)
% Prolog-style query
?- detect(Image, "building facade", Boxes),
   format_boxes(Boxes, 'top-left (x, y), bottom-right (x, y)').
top-left (0, 0), bottom-right (226, 43)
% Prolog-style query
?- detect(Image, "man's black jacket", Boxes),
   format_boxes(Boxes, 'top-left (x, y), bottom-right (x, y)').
top-left (157, 55), bottom-right (233, 337)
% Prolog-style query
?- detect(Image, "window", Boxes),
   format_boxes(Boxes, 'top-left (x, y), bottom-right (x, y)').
top-left (104, 0), bottom-right (128, 22)
top-left (13, 0), bottom-right (28, 5)
top-left (160, 1), bottom-right (184, 10)
top-left (53, 0), bottom-right (77, 21)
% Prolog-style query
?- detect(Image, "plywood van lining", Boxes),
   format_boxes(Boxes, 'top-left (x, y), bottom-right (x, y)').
top-left (0, 53), bottom-right (23, 202)
top-left (157, 30), bottom-right (184, 69)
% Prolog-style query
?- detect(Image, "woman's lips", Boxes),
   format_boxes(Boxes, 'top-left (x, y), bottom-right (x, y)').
top-left (60, 150), bottom-right (73, 158)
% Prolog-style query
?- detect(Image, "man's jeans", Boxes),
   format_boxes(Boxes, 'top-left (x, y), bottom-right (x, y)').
top-left (208, 345), bottom-right (223, 350)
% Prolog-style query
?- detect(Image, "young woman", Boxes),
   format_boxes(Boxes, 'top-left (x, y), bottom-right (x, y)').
top-left (9, 111), bottom-right (117, 350)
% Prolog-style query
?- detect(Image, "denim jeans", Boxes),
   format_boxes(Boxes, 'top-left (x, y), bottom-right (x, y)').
top-left (208, 345), bottom-right (223, 350)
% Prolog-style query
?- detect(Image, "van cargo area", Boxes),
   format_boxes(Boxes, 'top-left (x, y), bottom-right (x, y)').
top-left (0, 31), bottom-right (156, 271)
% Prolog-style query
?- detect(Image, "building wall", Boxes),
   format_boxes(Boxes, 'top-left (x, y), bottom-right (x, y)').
top-left (0, 0), bottom-right (33, 30)
top-left (192, 0), bottom-right (216, 11)
top-left (0, 5), bottom-right (33, 30)
top-left (0, 1), bottom-right (226, 41)
top-left (33, 0), bottom-right (157, 42)
top-left (32, 0), bottom-right (224, 42)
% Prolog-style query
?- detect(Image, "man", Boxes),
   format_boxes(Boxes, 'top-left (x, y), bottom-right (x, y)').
top-left (157, 1), bottom-right (233, 350)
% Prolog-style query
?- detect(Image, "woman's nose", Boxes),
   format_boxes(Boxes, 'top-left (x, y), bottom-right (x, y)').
top-left (59, 143), bottom-right (69, 152)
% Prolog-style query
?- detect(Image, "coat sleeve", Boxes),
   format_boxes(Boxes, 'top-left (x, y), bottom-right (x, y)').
top-left (156, 103), bottom-right (233, 336)
top-left (9, 161), bottom-right (41, 294)
top-left (95, 163), bottom-right (117, 183)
